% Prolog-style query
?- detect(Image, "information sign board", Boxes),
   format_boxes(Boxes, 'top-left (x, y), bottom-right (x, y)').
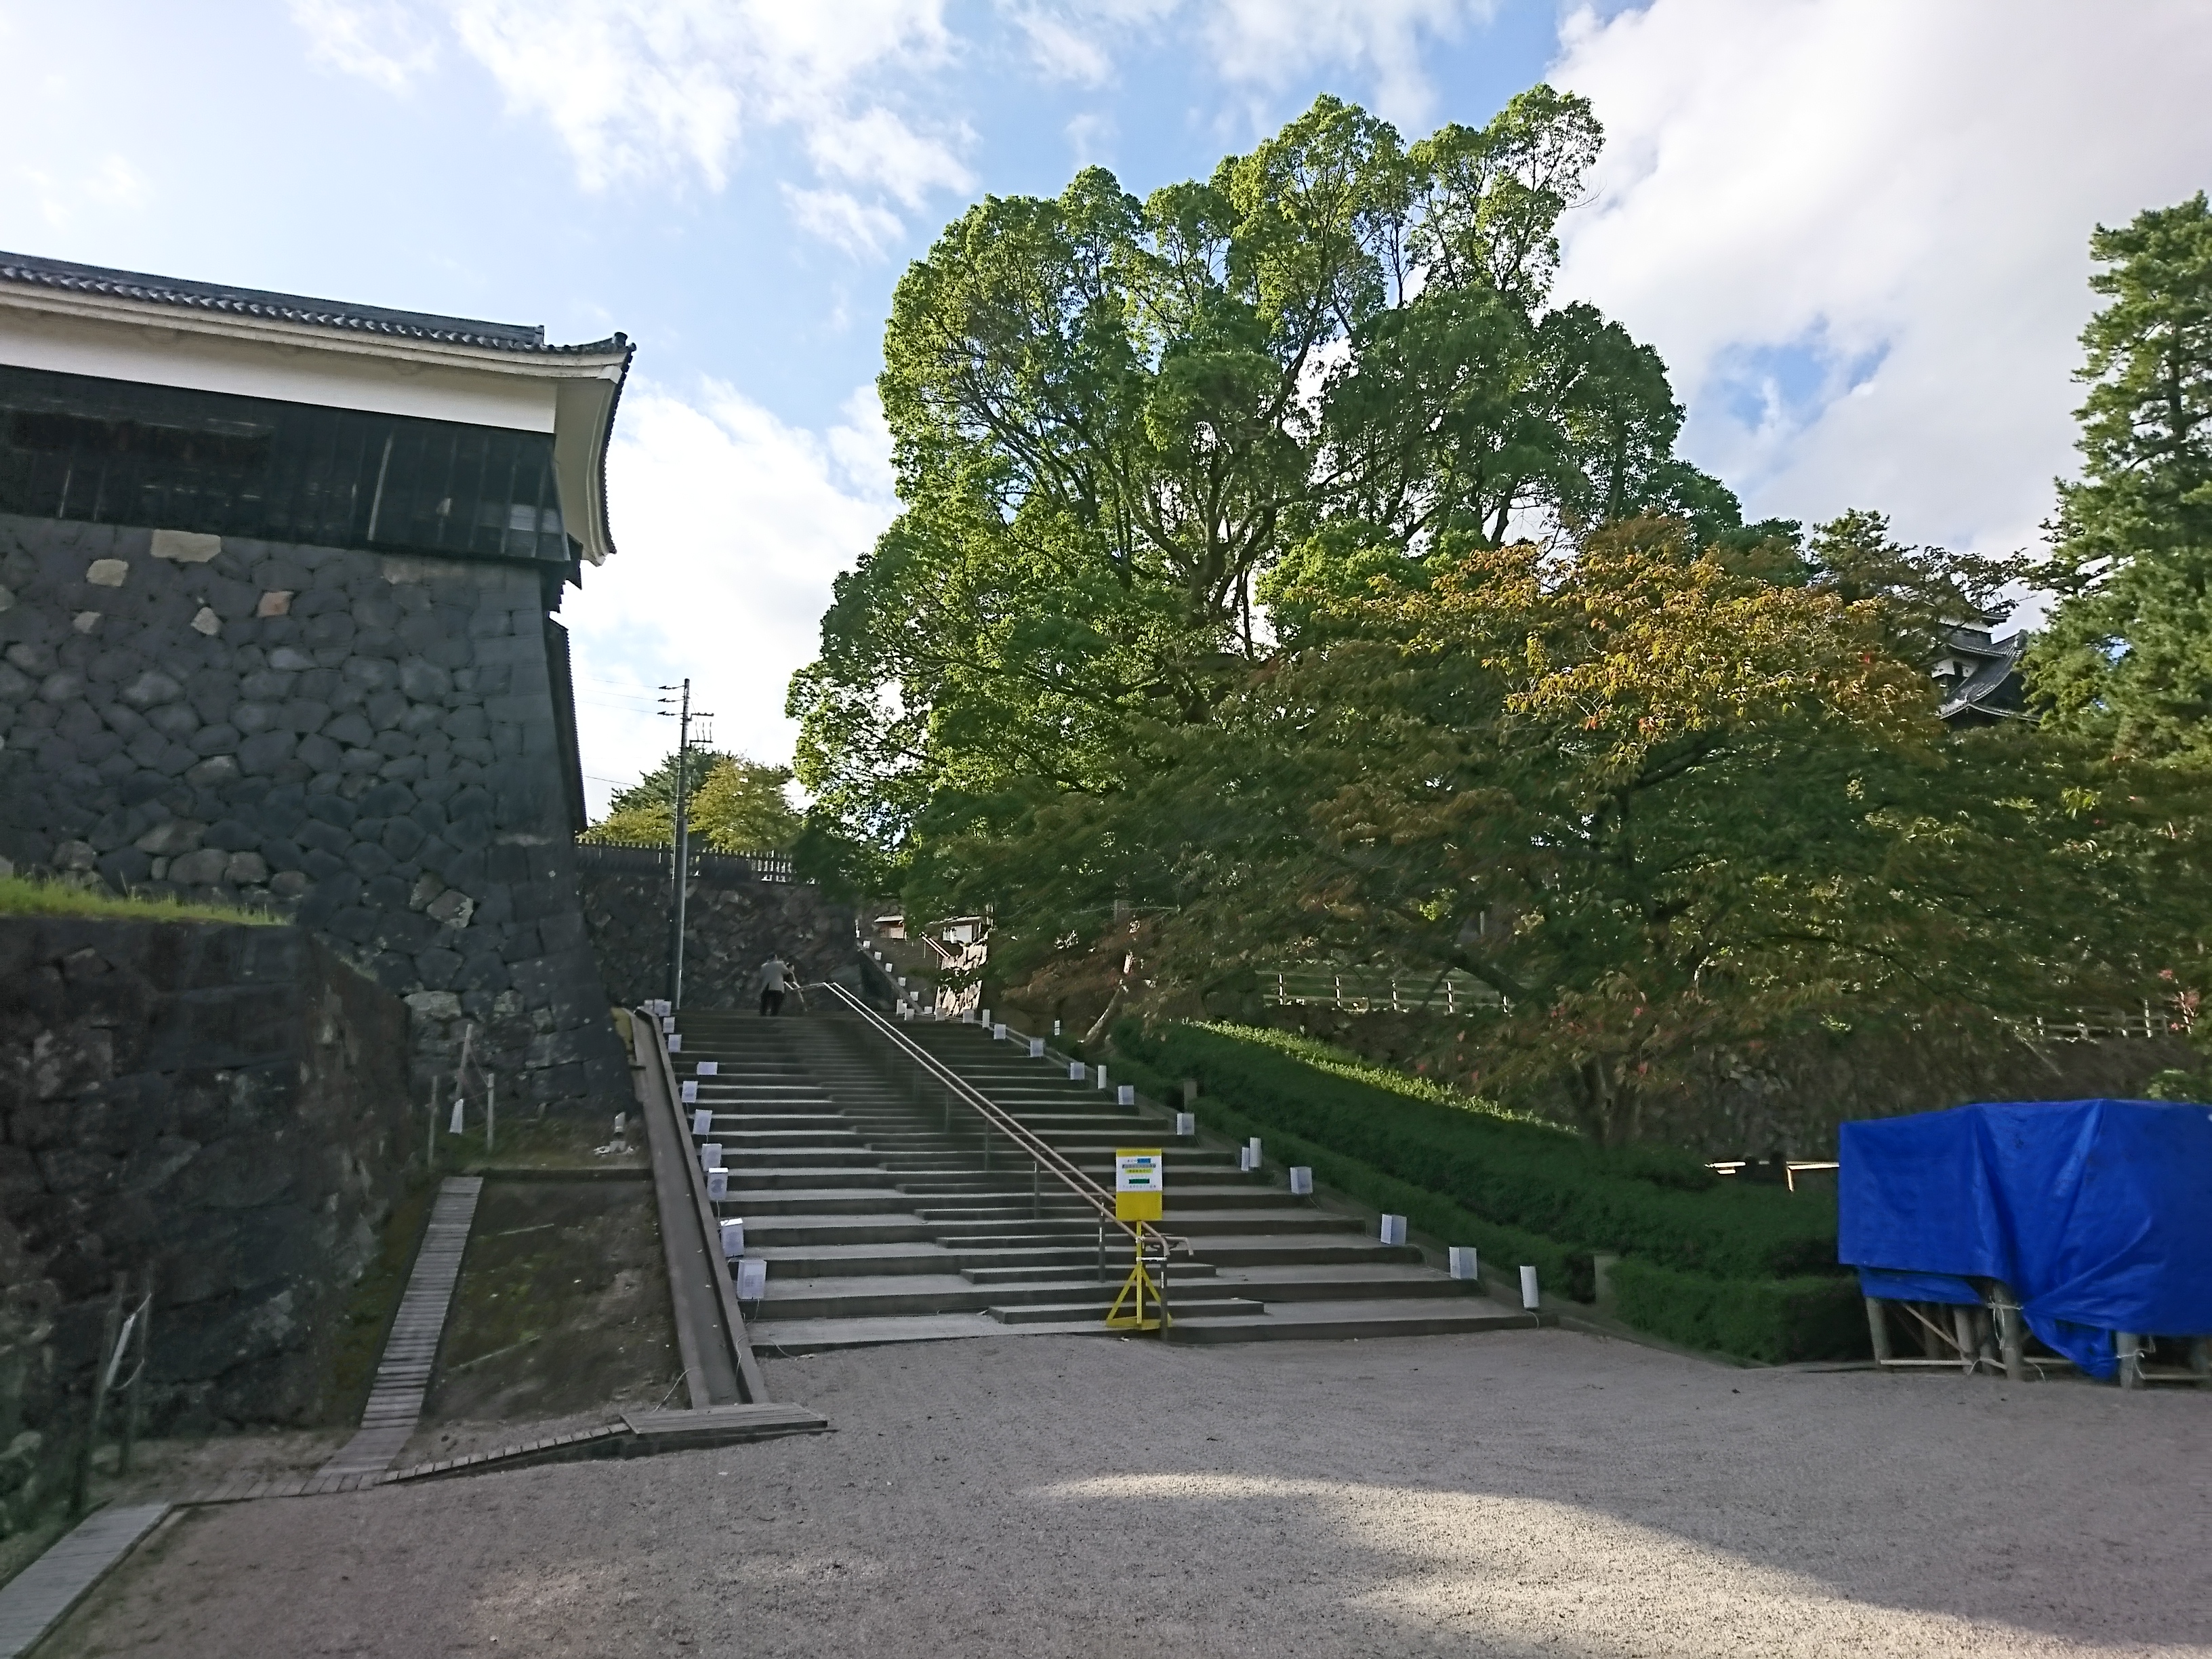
top-left (1114, 1149), bottom-right (1163, 1222)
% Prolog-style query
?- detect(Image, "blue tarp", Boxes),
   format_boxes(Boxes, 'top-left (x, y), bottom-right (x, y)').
top-left (1838, 1099), bottom-right (2212, 1377)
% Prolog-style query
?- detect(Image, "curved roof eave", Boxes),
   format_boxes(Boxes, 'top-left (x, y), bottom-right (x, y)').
top-left (554, 337), bottom-right (635, 569)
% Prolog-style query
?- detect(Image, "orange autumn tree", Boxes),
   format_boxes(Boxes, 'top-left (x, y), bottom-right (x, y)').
top-left (983, 516), bottom-right (2211, 1143)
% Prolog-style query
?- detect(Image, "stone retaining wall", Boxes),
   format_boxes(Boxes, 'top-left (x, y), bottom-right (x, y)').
top-left (0, 511), bottom-right (628, 1115)
top-left (578, 859), bottom-right (860, 1009)
top-left (0, 916), bottom-right (413, 1537)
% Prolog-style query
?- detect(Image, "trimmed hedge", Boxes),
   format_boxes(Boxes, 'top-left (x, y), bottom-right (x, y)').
top-left (1114, 1021), bottom-right (1840, 1280)
top-left (1110, 1021), bottom-right (1869, 1364)
top-left (1609, 1258), bottom-right (1866, 1364)
top-left (1109, 1048), bottom-right (1590, 1296)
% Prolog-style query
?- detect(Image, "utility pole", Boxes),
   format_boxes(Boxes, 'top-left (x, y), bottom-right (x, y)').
top-left (659, 679), bottom-right (712, 1010)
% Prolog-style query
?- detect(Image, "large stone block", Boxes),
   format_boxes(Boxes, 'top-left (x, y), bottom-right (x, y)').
top-left (1, 512), bottom-right (624, 1133)
top-left (1, 916), bottom-right (411, 1494)
top-left (238, 730), bottom-right (297, 775)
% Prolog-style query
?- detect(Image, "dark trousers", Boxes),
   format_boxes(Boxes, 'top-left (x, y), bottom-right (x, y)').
top-left (760, 989), bottom-right (784, 1017)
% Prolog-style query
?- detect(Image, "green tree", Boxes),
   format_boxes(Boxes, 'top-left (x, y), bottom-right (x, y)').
top-left (791, 87), bottom-right (1743, 892)
top-left (2029, 192), bottom-right (2212, 756)
top-left (580, 750), bottom-right (800, 851)
top-left (690, 758), bottom-right (803, 852)
top-left (975, 517), bottom-right (2211, 1143)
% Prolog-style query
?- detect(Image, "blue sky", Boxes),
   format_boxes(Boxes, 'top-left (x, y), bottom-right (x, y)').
top-left (4, 1), bottom-right (2209, 812)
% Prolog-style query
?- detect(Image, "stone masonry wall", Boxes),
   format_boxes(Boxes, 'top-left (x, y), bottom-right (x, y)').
top-left (0, 511), bottom-right (629, 1114)
top-left (0, 916), bottom-right (413, 1536)
top-left (579, 861), bottom-right (860, 1010)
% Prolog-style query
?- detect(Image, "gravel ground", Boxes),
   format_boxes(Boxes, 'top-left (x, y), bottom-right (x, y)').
top-left (41, 1328), bottom-right (2212, 1658)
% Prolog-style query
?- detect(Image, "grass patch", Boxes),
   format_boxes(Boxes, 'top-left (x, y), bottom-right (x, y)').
top-left (1189, 1021), bottom-right (1564, 1128)
top-left (0, 875), bottom-right (286, 924)
top-left (437, 1113), bottom-right (645, 1175)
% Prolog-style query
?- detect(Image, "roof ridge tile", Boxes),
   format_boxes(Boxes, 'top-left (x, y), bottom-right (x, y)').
top-left (0, 249), bottom-right (621, 358)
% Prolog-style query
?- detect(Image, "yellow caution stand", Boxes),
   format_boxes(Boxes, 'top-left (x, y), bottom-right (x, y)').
top-left (1104, 1149), bottom-right (1170, 1332)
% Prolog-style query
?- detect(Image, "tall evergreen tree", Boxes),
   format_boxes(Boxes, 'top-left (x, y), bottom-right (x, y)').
top-left (2028, 192), bottom-right (2212, 756)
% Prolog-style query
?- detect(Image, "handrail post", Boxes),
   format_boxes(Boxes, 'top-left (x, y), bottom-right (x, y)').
top-left (1032, 1157), bottom-right (1040, 1219)
top-left (1097, 1221), bottom-right (1105, 1283)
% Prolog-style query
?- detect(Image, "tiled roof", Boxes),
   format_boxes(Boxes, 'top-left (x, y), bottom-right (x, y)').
top-left (1937, 626), bottom-right (2029, 722)
top-left (0, 249), bottom-right (624, 357)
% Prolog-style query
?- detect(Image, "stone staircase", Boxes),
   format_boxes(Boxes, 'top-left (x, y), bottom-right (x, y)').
top-left (673, 1007), bottom-right (1541, 1352)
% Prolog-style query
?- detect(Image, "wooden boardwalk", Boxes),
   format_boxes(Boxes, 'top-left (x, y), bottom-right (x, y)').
top-left (0, 1504), bottom-right (169, 1658)
top-left (319, 1176), bottom-right (483, 1480)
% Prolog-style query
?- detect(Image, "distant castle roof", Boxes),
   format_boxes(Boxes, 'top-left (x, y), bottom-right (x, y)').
top-left (1933, 622), bottom-right (2029, 726)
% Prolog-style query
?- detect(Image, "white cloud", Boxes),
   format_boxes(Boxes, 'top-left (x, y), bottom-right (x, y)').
top-left (1065, 110), bottom-right (1115, 167)
top-left (292, 0), bottom-right (962, 251)
top-left (1202, 0), bottom-right (1494, 129)
top-left (18, 155), bottom-right (150, 228)
top-left (290, 0), bottom-right (441, 91)
top-left (1000, 0), bottom-right (1179, 85)
top-left (804, 107), bottom-right (974, 209)
top-left (562, 382), bottom-right (897, 813)
top-left (1015, 15), bottom-right (1114, 85)
top-left (1549, 0), bottom-right (2212, 558)
top-left (85, 157), bottom-right (150, 209)
top-left (784, 186), bottom-right (907, 260)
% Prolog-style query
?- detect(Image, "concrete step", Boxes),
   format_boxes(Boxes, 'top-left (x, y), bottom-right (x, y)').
top-left (1191, 1237), bottom-right (1426, 1268)
top-left (693, 1113), bottom-right (849, 1132)
top-left (1164, 1299), bottom-right (1549, 1344)
top-left (991, 1292), bottom-right (1267, 1324)
top-left (944, 1245), bottom-right (1115, 1272)
top-left (731, 1167), bottom-right (898, 1189)
top-left (741, 1216), bottom-right (939, 1247)
top-left (741, 1147), bottom-right (888, 1168)
top-left (746, 1243), bottom-right (959, 1278)
top-left (923, 1217), bottom-right (1103, 1238)
top-left (726, 1189), bottom-right (924, 1217)
top-left (958, 1259), bottom-right (1219, 1285)
top-left (744, 1313), bottom-right (1115, 1353)
top-left (1148, 1210), bottom-right (1361, 1237)
top-left (754, 1272), bottom-right (1244, 1322)
top-left (1213, 1265), bottom-right (1490, 1303)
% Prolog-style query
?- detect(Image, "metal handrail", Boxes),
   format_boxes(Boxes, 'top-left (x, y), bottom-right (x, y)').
top-left (813, 981), bottom-right (1189, 1257)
